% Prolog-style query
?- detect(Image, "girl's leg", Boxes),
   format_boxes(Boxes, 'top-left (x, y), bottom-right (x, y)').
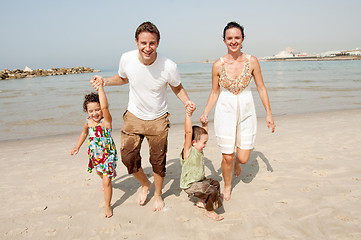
top-left (102, 175), bottom-right (113, 218)
top-left (234, 148), bottom-right (251, 177)
top-left (221, 153), bottom-right (235, 201)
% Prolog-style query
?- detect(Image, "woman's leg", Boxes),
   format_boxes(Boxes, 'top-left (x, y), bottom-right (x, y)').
top-left (221, 153), bottom-right (235, 201)
top-left (234, 148), bottom-right (251, 177)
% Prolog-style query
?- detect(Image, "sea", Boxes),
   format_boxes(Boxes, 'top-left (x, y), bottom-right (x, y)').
top-left (1, 60), bottom-right (361, 142)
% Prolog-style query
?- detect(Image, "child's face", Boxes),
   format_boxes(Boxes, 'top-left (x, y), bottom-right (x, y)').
top-left (192, 134), bottom-right (208, 152)
top-left (86, 102), bottom-right (103, 122)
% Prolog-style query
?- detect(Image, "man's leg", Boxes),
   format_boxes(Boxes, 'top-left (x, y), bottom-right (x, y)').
top-left (152, 172), bottom-right (165, 211)
top-left (133, 168), bottom-right (152, 205)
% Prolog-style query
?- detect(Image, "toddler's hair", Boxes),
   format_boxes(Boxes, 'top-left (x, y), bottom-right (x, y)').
top-left (192, 126), bottom-right (208, 141)
top-left (83, 92), bottom-right (99, 112)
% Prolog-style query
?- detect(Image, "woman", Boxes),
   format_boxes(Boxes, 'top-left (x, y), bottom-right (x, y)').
top-left (200, 22), bottom-right (275, 201)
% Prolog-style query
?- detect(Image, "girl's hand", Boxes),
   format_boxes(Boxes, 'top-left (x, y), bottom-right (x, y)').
top-left (70, 147), bottom-right (79, 155)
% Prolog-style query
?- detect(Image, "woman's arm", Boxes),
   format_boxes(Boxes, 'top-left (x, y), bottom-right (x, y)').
top-left (200, 60), bottom-right (221, 124)
top-left (251, 56), bottom-right (275, 133)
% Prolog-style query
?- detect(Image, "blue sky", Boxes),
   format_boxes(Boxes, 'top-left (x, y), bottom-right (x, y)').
top-left (1, 0), bottom-right (361, 70)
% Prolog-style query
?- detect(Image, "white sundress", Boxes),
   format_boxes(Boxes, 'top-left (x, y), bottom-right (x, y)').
top-left (214, 54), bottom-right (257, 154)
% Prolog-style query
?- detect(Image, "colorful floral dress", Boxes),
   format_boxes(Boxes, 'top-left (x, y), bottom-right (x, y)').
top-left (214, 54), bottom-right (257, 154)
top-left (87, 119), bottom-right (117, 180)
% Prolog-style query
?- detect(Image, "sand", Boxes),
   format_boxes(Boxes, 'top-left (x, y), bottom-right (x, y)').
top-left (1, 109), bottom-right (361, 239)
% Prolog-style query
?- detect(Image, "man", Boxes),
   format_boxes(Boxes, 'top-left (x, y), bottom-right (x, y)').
top-left (90, 22), bottom-right (195, 212)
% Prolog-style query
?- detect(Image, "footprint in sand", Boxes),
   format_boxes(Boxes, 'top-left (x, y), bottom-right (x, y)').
top-left (335, 214), bottom-right (354, 222)
top-left (45, 228), bottom-right (57, 237)
top-left (31, 206), bottom-right (48, 213)
top-left (312, 170), bottom-right (328, 177)
top-left (301, 183), bottom-right (320, 192)
top-left (177, 215), bottom-right (190, 222)
top-left (253, 226), bottom-right (270, 237)
top-left (5, 227), bottom-right (28, 236)
top-left (57, 214), bottom-right (72, 221)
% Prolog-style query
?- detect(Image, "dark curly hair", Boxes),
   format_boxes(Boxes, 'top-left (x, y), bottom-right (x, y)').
top-left (192, 126), bottom-right (208, 141)
top-left (223, 21), bottom-right (245, 40)
top-left (83, 92), bottom-right (99, 112)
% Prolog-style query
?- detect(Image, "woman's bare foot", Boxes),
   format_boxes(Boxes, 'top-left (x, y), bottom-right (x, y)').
top-left (234, 161), bottom-right (242, 177)
top-left (105, 205), bottom-right (113, 218)
top-left (223, 186), bottom-right (231, 201)
top-left (206, 210), bottom-right (224, 221)
top-left (152, 195), bottom-right (165, 212)
top-left (196, 201), bottom-right (206, 209)
top-left (138, 183), bottom-right (151, 206)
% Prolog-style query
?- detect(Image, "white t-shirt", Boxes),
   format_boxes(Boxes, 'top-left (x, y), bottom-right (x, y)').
top-left (118, 50), bottom-right (181, 120)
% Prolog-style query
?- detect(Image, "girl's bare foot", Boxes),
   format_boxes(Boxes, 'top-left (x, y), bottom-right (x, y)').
top-left (223, 186), bottom-right (231, 201)
top-left (206, 210), bottom-right (224, 221)
top-left (234, 161), bottom-right (242, 177)
top-left (152, 195), bottom-right (165, 212)
top-left (105, 205), bottom-right (113, 218)
top-left (138, 183), bottom-right (151, 206)
top-left (196, 201), bottom-right (206, 209)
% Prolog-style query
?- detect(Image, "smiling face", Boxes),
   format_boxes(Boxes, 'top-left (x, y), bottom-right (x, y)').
top-left (86, 102), bottom-right (103, 123)
top-left (223, 27), bottom-right (244, 53)
top-left (192, 133), bottom-right (208, 152)
top-left (135, 31), bottom-right (159, 65)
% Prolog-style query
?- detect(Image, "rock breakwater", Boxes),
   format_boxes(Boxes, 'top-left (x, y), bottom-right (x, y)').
top-left (0, 67), bottom-right (100, 80)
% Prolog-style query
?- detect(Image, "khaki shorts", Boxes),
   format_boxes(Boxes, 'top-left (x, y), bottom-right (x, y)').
top-left (120, 111), bottom-right (170, 177)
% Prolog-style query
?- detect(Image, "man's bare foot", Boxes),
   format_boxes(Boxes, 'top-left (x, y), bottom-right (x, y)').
top-left (105, 205), bottom-right (113, 218)
top-left (223, 186), bottom-right (231, 201)
top-left (206, 210), bottom-right (224, 221)
top-left (152, 195), bottom-right (165, 212)
top-left (234, 161), bottom-right (242, 177)
top-left (138, 182), bottom-right (151, 206)
top-left (196, 201), bottom-right (206, 209)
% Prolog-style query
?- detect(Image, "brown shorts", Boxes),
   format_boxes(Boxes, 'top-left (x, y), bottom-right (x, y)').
top-left (120, 111), bottom-right (170, 177)
top-left (184, 178), bottom-right (222, 211)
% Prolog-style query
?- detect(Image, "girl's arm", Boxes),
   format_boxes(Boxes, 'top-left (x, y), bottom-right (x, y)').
top-left (251, 56), bottom-right (275, 133)
top-left (200, 60), bottom-right (221, 124)
top-left (97, 81), bottom-right (112, 129)
top-left (182, 113), bottom-right (193, 160)
top-left (70, 122), bottom-right (88, 155)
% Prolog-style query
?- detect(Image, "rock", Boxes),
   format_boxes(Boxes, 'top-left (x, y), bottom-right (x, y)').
top-left (0, 67), bottom-right (101, 80)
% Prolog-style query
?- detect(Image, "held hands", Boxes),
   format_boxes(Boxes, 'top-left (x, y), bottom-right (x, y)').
top-left (185, 101), bottom-right (196, 116)
top-left (200, 114), bottom-right (208, 125)
top-left (90, 75), bottom-right (104, 91)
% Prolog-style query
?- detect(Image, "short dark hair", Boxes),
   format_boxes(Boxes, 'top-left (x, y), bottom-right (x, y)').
top-left (135, 21), bottom-right (160, 41)
top-left (83, 92), bottom-right (99, 112)
top-left (223, 21), bottom-right (245, 40)
top-left (192, 126), bottom-right (208, 141)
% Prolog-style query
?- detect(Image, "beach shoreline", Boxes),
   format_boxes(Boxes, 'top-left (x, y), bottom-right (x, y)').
top-left (1, 108), bottom-right (361, 239)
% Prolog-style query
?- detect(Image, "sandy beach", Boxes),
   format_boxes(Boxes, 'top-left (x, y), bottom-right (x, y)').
top-left (1, 109), bottom-right (361, 239)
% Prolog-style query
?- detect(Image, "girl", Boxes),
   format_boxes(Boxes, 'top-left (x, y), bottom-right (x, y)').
top-left (70, 78), bottom-right (117, 218)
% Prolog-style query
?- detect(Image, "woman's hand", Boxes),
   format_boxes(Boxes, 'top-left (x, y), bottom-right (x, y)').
top-left (266, 115), bottom-right (275, 133)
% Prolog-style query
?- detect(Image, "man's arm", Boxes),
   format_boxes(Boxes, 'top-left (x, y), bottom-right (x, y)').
top-left (90, 74), bottom-right (129, 90)
top-left (170, 83), bottom-right (196, 115)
